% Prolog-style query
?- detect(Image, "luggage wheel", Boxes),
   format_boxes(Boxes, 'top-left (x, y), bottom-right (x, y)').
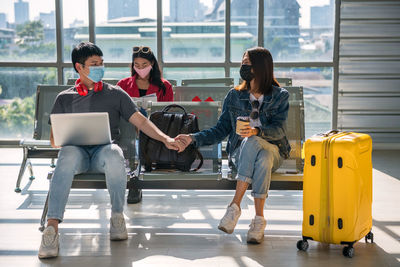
top-left (296, 239), bottom-right (309, 251)
top-left (342, 245), bottom-right (354, 258)
top-left (365, 231), bottom-right (374, 243)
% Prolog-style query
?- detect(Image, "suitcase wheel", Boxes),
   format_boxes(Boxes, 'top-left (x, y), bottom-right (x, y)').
top-left (365, 231), bottom-right (374, 243)
top-left (296, 240), bottom-right (309, 251)
top-left (342, 246), bottom-right (354, 258)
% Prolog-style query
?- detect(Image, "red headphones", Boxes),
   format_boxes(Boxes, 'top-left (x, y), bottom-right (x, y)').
top-left (75, 78), bottom-right (103, 96)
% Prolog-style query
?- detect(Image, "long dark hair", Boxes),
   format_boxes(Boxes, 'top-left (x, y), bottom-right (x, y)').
top-left (130, 48), bottom-right (166, 95)
top-left (235, 47), bottom-right (280, 95)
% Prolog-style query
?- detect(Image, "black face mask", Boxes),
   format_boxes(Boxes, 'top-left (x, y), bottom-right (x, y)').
top-left (240, 64), bottom-right (254, 82)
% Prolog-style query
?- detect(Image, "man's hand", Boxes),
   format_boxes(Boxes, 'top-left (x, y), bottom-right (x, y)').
top-left (175, 134), bottom-right (192, 152)
top-left (163, 137), bottom-right (185, 152)
top-left (239, 125), bottom-right (259, 138)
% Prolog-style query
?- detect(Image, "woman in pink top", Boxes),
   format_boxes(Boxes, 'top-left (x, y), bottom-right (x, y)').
top-left (117, 46), bottom-right (173, 101)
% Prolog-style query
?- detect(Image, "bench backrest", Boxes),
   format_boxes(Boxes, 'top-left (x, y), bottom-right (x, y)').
top-left (66, 78), bottom-right (120, 86)
top-left (167, 79), bottom-right (178, 86)
top-left (34, 85), bottom-right (70, 140)
top-left (147, 101), bottom-right (222, 160)
top-left (238, 77), bottom-right (292, 87)
top-left (181, 78), bottom-right (234, 87)
top-left (174, 85), bottom-right (301, 103)
top-left (34, 85), bottom-right (136, 163)
top-left (277, 78), bottom-right (292, 86)
top-left (173, 85), bottom-right (304, 172)
top-left (174, 86), bottom-right (231, 104)
top-left (286, 99), bottom-right (305, 172)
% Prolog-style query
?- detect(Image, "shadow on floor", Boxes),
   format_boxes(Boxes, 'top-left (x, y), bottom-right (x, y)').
top-left (372, 150), bottom-right (400, 181)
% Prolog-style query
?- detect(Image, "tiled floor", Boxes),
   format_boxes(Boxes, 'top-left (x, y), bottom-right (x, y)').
top-left (0, 148), bottom-right (399, 267)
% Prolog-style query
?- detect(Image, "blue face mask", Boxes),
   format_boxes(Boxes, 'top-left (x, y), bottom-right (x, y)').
top-left (87, 65), bottom-right (105, 83)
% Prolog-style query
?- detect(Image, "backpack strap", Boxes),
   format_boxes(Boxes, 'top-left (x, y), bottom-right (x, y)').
top-left (190, 148), bottom-right (203, 172)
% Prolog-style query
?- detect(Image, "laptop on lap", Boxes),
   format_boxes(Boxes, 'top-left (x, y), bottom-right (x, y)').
top-left (50, 112), bottom-right (112, 147)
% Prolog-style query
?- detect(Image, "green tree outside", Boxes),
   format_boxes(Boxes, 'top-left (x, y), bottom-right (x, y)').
top-left (0, 95), bottom-right (35, 138)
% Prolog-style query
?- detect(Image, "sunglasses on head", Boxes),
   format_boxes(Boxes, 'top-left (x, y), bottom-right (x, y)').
top-left (133, 46), bottom-right (151, 54)
top-left (250, 100), bottom-right (259, 120)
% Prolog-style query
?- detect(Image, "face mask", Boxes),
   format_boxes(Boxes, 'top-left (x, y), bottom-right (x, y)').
top-left (87, 65), bottom-right (105, 83)
top-left (134, 65), bottom-right (152, 79)
top-left (240, 64), bottom-right (254, 82)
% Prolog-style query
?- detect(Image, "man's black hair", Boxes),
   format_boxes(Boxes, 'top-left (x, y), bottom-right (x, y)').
top-left (71, 42), bottom-right (103, 72)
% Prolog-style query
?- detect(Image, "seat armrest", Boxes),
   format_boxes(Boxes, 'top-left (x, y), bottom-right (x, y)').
top-left (20, 139), bottom-right (52, 147)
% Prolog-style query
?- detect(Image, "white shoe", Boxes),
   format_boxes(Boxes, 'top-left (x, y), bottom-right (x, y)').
top-left (218, 203), bottom-right (241, 234)
top-left (110, 213), bottom-right (128, 241)
top-left (247, 216), bottom-right (266, 244)
top-left (38, 226), bottom-right (59, 259)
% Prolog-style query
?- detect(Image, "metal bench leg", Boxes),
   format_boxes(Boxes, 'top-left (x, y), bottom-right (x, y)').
top-left (15, 147), bottom-right (29, 193)
top-left (28, 160), bottom-right (35, 181)
top-left (50, 158), bottom-right (56, 168)
top-left (39, 170), bottom-right (53, 232)
top-left (213, 159), bottom-right (220, 173)
top-left (39, 192), bottom-right (49, 232)
top-left (296, 158), bottom-right (304, 173)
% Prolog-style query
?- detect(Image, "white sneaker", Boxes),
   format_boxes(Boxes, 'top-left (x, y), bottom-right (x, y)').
top-left (110, 213), bottom-right (128, 241)
top-left (247, 216), bottom-right (266, 244)
top-left (38, 226), bottom-right (59, 259)
top-left (218, 203), bottom-right (241, 234)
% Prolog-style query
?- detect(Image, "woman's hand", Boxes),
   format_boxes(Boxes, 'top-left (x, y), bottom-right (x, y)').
top-left (239, 125), bottom-right (259, 138)
top-left (175, 134), bottom-right (192, 152)
top-left (163, 137), bottom-right (184, 152)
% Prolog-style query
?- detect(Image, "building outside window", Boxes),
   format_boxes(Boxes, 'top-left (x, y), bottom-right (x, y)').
top-left (0, 0), bottom-right (335, 139)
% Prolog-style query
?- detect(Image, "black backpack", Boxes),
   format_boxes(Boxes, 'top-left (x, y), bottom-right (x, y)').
top-left (139, 104), bottom-right (203, 172)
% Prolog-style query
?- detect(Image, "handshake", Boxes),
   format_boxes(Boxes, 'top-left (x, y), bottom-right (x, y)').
top-left (162, 116), bottom-right (262, 153)
top-left (163, 134), bottom-right (193, 153)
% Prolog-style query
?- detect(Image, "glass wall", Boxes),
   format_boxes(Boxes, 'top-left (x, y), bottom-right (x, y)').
top-left (164, 67), bottom-right (225, 85)
top-left (95, 0), bottom-right (157, 62)
top-left (277, 67), bottom-right (333, 137)
top-left (0, 67), bottom-right (57, 138)
top-left (231, 0), bottom-right (258, 62)
top-left (163, 0), bottom-right (225, 62)
top-left (264, 0), bottom-right (334, 62)
top-left (0, 0), bottom-right (335, 138)
top-left (0, 0), bottom-right (56, 61)
top-left (63, 0), bottom-right (88, 62)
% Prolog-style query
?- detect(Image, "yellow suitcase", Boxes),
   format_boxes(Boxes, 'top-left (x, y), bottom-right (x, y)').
top-left (297, 131), bottom-right (373, 258)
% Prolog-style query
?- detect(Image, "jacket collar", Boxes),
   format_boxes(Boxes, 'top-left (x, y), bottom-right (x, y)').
top-left (238, 85), bottom-right (277, 105)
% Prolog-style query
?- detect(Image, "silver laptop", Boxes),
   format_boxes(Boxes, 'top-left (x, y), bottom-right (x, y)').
top-left (50, 112), bottom-right (112, 147)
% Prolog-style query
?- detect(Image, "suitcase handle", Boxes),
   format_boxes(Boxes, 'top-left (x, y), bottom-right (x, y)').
top-left (320, 130), bottom-right (341, 137)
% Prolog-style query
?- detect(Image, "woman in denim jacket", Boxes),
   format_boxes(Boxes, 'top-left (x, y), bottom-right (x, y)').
top-left (176, 47), bottom-right (291, 244)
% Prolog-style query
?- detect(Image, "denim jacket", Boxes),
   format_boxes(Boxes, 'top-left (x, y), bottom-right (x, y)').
top-left (193, 85), bottom-right (291, 159)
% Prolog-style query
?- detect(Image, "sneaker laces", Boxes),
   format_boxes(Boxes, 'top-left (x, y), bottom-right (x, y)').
top-left (111, 215), bottom-right (125, 229)
top-left (222, 206), bottom-right (237, 223)
top-left (42, 227), bottom-right (57, 246)
top-left (249, 218), bottom-right (264, 232)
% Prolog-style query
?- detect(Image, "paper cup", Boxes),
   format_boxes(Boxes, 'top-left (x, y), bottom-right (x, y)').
top-left (236, 116), bottom-right (250, 135)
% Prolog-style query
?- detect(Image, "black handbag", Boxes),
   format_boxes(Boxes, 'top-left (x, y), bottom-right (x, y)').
top-left (139, 104), bottom-right (203, 172)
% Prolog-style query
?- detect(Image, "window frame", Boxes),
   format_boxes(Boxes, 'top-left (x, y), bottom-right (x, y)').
top-left (0, 0), bottom-right (340, 128)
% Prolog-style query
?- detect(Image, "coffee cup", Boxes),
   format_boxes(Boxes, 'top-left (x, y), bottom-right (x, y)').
top-left (236, 116), bottom-right (250, 135)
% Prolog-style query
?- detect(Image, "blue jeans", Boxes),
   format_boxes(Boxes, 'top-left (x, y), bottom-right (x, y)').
top-left (233, 136), bottom-right (283, 199)
top-left (47, 144), bottom-right (127, 222)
